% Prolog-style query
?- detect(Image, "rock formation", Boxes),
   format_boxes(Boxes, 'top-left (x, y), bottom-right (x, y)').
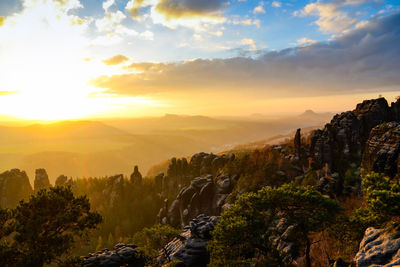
top-left (354, 227), bottom-right (400, 267)
top-left (55, 174), bottom-right (72, 187)
top-left (158, 214), bottom-right (219, 266)
top-left (82, 243), bottom-right (145, 267)
top-left (362, 122), bottom-right (400, 178)
top-left (34, 168), bottom-right (50, 192)
top-left (310, 98), bottom-right (394, 173)
top-left (0, 169), bottom-right (33, 207)
top-left (294, 128), bottom-right (301, 160)
top-left (158, 173), bottom-right (237, 227)
top-left (161, 153), bottom-right (235, 192)
top-left (130, 165), bottom-right (142, 184)
top-left (103, 174), bottom-right (124, 208)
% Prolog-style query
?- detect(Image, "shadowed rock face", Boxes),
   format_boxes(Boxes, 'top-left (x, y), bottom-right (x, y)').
top-left (130, 165), bottom-right (142, 184)
top-left (354, 227), bottom-right (400, 267)
top-left (310, 98), bottom-right (394, 173)
top-left (362, 122), bottom-right (400, 178)
top-left (82, 243), bottom-right (145, 267)
top-left (55, 175), bottom-right (68, 186)
top-left (104, 174), bottom-right (124, 208)
top-left (158, 173), bottom-right (237, 228)
top-left (34, 168), bottom-right (50, 192)
top-left (158, 214), bottom-right (219, 267)
top-left (0, 169), bottom-right (33, 208)
top-left (161, 153), bottom-right (235, 191)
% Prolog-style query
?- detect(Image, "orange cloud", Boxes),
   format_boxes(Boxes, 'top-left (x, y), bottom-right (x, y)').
top-left (0, 17), bottom-right (6, 27)
top-left (102, 54), bottom-right (130, 65)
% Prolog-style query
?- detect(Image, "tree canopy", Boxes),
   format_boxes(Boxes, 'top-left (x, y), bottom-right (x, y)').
top-left (0, 186), bottom-right (102, 267)
top-left (208, 183), bottom-right (342, 267)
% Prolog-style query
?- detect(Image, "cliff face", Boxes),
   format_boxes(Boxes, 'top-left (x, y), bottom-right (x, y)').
top-left (362, 122), bottom-right (400, 178)
top-left (309, 98), bottom-right (398, 174)
top-left (34, 168), bottom-right (51, 192)
top-left (0, 169), bottom-right (33, 208)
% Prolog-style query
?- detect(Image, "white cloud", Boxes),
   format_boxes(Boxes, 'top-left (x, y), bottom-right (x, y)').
top-left (240, 38), bottom-right (256, 51)
top-left (231, 18), bottom-right (261, 28)
top-left (295, 0), bottom-right (372, 33)
top-left (271, 1), bottom-right (281, 8)
top-left (254, 2), bottom-right (266, 14)
top-left (291, 37), bottom-right (317, 46)
top-left (94, 0), bottom-right (154, 45)
top-left (102, 0), bottom-right (115, 11)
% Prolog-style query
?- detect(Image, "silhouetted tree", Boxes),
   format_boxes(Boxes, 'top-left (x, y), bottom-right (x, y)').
top-left (0, 186), bottom-right (102, 267)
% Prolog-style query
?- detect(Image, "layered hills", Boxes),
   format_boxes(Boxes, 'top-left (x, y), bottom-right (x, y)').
top-left (0, 111), bottom-right (331, 183)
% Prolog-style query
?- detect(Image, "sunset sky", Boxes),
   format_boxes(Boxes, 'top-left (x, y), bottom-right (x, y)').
top-left (0, 0), bottom-right (399, 121)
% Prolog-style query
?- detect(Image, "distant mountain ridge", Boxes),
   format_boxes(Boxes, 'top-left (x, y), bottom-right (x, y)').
top-left (0, 111), bottom-right (333, 182)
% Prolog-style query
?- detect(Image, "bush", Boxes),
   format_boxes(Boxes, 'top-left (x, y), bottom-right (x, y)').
top-left (133, 224), bottom-right (180, 261)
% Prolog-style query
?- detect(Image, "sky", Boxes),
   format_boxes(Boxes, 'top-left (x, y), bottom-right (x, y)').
top-left (0, 0), bottom-right (399, 121)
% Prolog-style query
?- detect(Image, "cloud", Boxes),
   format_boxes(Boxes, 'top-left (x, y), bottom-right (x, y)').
top-left (126, 0), bottom-right (227, 31)
top-left (295, 0), bottom-right (372, 33)
top-left (291, 37), bottom-right (318, 46)
top-left (93, 0), bottom-right (153, 45)
top-left (155, 0), bottom-right (227, 18)
top-left (231, 18), bottom-right (261, 28)
top-left (253, 2), bottom-right (266, 14)
top-left (271, 1), bottom-right (281, 8)
top-left (0, 17), bottom-right (5, 27)
top-left (240, 38), bottom-right (257, 51)
top-left (126, 0), bottom-right (152, 18)
top-left (124, 62), bottom-right (172, 71)
top-left (91, 12), bottom-right (400, 98)
top-left (102, 55), bottom-right (130, 65)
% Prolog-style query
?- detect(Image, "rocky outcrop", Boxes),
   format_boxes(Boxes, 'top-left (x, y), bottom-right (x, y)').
top-left (103, 174), bottom-right (124, 208)
top-left (354, 227), bottom-right (400, 267)
top-left (161, 153), bottom-right (235, 192)
top-left (0, 169), bottom-right (33, 207)
top-left (391, 98), bottom-right (400, 122)
top-left (55, 174), bottom-right (72, 187)
top-left (158, 214), bottom-right (219, 267)
top-left (82, 243), bottom-right (145, 267)
top-left (362, 122), bottom-right (400, 178)
top-left (130, 165), bottom-right (142, 184)
top-left (294, 128), bottom-right (301, 160)
top-left (310, 98), bottom-right (394, 173)
top-left (34, 168), bottom-right (50, 192)
top-left (158, 174), bottom-right (237, 227)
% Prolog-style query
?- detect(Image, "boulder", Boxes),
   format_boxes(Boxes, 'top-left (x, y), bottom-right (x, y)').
top-left (354, 227), bottom-right (400, 267)
top-left (160, 174), bottom-right (233, 227)
top-left (158, 215), bottom-right (219, 267)
top-left (82, 243), bottom-right (145, 267)
top-left (34, 168), bottom-right (50, 192)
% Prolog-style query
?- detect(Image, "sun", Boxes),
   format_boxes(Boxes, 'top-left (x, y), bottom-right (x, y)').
top-left (0, 0), bottom-right (112, 121)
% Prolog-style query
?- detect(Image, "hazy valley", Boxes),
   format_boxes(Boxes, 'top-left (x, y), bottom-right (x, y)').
top-left (0, 111), bottom-right (332, 184)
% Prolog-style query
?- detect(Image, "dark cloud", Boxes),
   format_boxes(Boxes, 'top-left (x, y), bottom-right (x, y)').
top-left (102, 54), bottom-right (130, 66)
top-left (155, 0), bottom-right (227, 18)
top-left (92, 11), bottom-right (400, 97)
